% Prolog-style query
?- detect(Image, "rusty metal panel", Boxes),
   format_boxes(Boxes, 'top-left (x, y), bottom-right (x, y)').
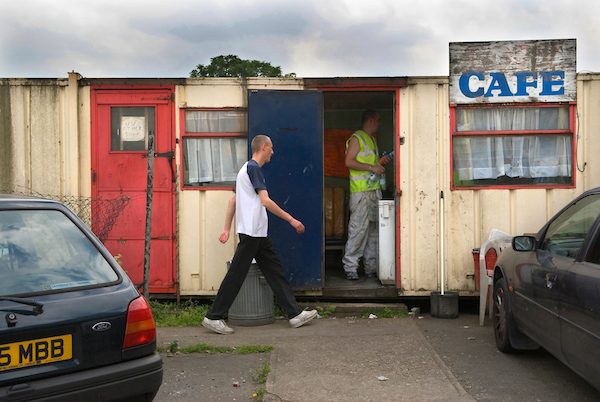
top-left (450, 39), bottom-right (576, 104)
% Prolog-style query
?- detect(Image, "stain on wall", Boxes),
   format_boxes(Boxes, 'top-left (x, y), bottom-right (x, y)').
top-left (0, 80), bottom-right (13, 189)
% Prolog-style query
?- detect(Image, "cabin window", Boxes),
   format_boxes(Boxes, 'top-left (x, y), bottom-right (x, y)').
top-left (451, 104), bottom-right (575, 189)
top-left (182, 109), bottom-right (247, 188)
top-left (111, 107), bottom-right (155, 151)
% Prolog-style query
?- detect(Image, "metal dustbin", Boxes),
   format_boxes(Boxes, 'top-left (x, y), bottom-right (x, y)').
top-left (227, 260), bottom-right (275, 326)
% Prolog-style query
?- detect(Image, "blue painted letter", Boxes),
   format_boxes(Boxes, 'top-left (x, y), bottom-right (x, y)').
top-left (459, 72), bottom-right (484, 98)
top-left (539, 71), bottom-right (565, 96)
top-left (515, 72), bottom-right (538, 96)
top-left (485, 73), bottom-right (513, 97)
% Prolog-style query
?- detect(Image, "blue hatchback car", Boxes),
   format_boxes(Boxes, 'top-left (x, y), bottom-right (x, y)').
top-left (493, 187), bottom-right (600, 390)
top-left (0, 195), bottom-right (162, 401)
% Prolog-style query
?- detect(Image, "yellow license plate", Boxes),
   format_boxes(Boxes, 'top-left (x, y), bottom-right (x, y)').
top-left (0, 334), bottom-right (72, 372)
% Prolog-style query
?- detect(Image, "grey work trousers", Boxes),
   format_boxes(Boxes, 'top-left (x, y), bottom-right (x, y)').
top-left (343, 189), bottom-right (381, 275)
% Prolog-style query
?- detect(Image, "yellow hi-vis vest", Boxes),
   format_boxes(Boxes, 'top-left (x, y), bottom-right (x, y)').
top-left (346, 130), bottom-right (380, 193)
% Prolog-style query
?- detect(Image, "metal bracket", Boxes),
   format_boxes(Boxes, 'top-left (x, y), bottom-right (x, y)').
top-left (142, 150), bottom-right (176, 182)
top-left (143, 150), bottom-right (174, 159)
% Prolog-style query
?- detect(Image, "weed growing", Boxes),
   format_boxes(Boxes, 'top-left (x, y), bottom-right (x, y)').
top-left (316, 305), bottom-right (336, 318)
top-left (253, 387), bottom-right (267, 401)
top-left (359, 307), bottom-right (408, 318)
top-left (251, 362), bottom-right (271, 384)
top-left (180, 343), bottom-right (233, 354)
top-left (149, 300), bottom-right (208, 327)
top-left (234, 345), bottom-right (274, 354)
top-left (158, 341), bottom-right (273, 355)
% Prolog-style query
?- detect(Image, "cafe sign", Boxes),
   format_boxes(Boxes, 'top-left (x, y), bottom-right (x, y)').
top-left (449, 39), bottom-right (576, 104)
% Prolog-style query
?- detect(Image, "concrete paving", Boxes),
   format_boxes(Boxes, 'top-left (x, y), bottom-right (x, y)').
top-left (156, 315), bottom-right (475, 401)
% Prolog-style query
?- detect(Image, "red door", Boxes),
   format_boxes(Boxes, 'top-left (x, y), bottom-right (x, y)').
top-left (91, 86), bottom-right (176, 293)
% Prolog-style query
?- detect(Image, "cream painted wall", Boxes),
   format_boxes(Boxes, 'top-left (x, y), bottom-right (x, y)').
top-left (4, 80), bottom-right (69, 196)
top-left (4, 73), bottom-right (600, 297)
top-left (1, 77), bottom-right (90, 199)
top-left (78, 85), bottom-right (92, 198)
top-left (399, 75), bottom-right (600, 296)
top-left (399, 79), bottom-right (445, 295)
top-left (578, 74), bottom-right (600, 192)
top-left (178, 190), bottom-right (237, 295)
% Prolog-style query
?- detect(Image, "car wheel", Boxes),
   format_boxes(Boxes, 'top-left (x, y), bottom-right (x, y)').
top-left (493, 276), bottom-right (517, 353)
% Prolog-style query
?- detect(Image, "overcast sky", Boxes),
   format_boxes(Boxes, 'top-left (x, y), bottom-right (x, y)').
top-left (1, 0), bottom-right (598, 79)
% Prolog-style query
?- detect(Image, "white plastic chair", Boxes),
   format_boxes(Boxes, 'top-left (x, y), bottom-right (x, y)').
top-left (479, 230), bottom-right (513, 326)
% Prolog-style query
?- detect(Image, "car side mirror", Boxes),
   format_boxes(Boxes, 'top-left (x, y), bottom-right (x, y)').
top-left (513, 236), bottom-right (536, 252)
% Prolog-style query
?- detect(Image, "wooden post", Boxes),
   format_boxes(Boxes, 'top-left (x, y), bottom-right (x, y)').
top-left (143, 132), bottom-right (155, 299)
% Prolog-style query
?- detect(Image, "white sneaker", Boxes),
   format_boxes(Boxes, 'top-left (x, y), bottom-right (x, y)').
top-left (289, 309), bottom-right (318, 328)
top-left (202, 317), bottom-right (234, 334)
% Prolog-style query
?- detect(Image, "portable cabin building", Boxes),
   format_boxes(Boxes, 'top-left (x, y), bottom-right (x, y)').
top-left (1, 40), bottom-right (599, 300)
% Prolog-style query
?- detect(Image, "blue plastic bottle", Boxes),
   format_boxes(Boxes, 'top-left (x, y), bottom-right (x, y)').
top-left (379, 151), bottom-right (394, 190)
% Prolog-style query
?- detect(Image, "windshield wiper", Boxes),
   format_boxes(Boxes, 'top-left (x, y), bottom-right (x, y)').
top-left (0, 296), bottom-right (44, 314)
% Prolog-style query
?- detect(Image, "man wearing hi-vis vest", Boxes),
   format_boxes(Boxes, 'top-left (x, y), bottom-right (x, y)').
top-left (343, 109), bottom-right (391, 280)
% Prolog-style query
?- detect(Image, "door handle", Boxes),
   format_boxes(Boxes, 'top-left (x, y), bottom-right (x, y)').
top-left (545, 273), bottom-right (557, 289)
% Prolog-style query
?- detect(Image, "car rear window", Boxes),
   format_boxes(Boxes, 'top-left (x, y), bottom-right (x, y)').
top-left (0, 210), bottom-right (119, 296)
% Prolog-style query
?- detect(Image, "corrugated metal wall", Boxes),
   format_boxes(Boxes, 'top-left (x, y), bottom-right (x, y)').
top-left (0, 74), bottom-right (87, 198)
top-left (398, 75), bottom-right (600, 296)
top-left (3, 73), bottom-right (600, 296)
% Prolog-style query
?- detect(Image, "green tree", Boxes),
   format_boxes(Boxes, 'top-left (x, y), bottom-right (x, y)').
top-left (190, 55), bottom-right (296, 78)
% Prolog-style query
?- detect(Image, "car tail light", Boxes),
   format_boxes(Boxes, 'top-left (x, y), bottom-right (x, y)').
top-left (123, 296), bottom-right (156, 349)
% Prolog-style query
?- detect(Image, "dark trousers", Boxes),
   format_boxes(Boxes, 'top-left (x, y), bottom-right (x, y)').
top-left (205, 234), bottom-right (303, 320)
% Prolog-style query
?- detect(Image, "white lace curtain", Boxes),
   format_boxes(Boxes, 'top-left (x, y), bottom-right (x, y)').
top-left (185, 110), bottom-right (247, 133)
top-left (185, 138), bottom-right (247, 184)
top-left (184, 110), bottom-right (248, 184)
top-left (453, 107), bottom-right (572, 181)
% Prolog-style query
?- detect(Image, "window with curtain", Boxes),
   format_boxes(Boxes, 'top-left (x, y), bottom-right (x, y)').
top-left (182, 110), bottom-right (248, 188)
top-left (452, 105), bottom-right (574, 188)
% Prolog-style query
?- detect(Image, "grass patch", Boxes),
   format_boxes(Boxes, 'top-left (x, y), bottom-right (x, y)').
top-left (159, 341), bottom-right (273, 355)
top-left (180, 343), bottom-right (233, 354)
top-left (234, 345), bottom-right (274, 354)
top-left (149, 300), bottom-right (208, 327)
top-left (251, 362), bottom-right (271, 384)
top-left (359, 307), bottom-right (408, 318)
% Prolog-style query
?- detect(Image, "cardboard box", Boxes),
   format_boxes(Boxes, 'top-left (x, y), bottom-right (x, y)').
top-left (325, 186), bottom-right (345, 238)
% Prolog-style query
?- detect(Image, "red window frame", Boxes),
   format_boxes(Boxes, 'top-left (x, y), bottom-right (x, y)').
top-left (179, 107), bottom-right (248, 191)
top-left (450, 102), bottom-right (577, 190)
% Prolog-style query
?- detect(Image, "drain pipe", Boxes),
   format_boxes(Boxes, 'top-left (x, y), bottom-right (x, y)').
top-left (440, 191), bottom-right (445, 295)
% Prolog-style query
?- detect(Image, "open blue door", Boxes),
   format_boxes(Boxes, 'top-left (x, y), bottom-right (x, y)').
top-left (248, 90), bottom-right (323, 291)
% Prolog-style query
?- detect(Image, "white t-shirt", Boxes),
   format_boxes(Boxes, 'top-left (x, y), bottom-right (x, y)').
top-left (236, 160), bottom-right (269, 237)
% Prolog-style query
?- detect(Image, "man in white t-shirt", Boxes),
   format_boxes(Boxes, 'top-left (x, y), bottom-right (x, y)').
top-left (203, 135), bottom-right (317, 335)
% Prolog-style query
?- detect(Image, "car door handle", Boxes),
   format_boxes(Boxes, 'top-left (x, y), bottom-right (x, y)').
top-left (545, 273), bottom-right (557, 289)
